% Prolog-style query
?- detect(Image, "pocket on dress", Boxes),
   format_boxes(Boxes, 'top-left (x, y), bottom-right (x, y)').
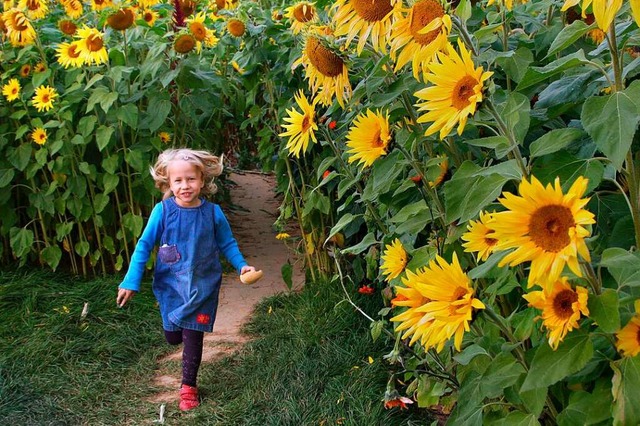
top-left (158, 244), bottom-right (181, 265)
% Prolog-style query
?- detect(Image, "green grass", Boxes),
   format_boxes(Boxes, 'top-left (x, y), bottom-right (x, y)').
top-left (0, 271), bottom-right (431, 425)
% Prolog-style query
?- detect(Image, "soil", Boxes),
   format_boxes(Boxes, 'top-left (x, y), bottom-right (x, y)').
top-left (148, 171), bottom-right (305, 404)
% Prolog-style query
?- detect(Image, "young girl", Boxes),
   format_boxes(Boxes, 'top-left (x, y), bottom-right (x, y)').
top-left (116, 148), bottom-right (256, 411)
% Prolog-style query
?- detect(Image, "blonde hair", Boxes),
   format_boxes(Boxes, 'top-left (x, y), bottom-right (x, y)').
top-left (150, 148), bottom-right (224, 198)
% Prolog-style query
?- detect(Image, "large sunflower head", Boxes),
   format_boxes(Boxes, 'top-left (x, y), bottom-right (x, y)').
top-left (389, 0), bottom-right (451, 80)
top-left (3, 9), bottom-right (36, 47)
top-left (380, 238), bottom-right (408, 282)
top-left (278, 90), bottom-right (318, 158)
top-left (75, 26), bottom-right (108, 65)
top-left (491, 176), bottom-right (595, 291)
top-left (332, 0), bottom-right (402, 55)
top-left (226, 18), bottom-right (245, 37)
top-left (615, 300), bottom-right (640, 358)
top-left (462, 211), bottom-right (498, 262)
top-left (31, 85), bottom-right (58, 112)
top-left (188, 12), bottom-right (209, 41)
top-left (107, 7), bottom-right (135, 31)
top-left (174, 33), bottom-right (196, 53)
top-left (56, 41), bottom-right (84, 68)
top-left (415, 39), bottom-right (493, 139)
top-left (284, 2), bottom-right (318, 34)
top-left (18, 0), bottom-right (49, 20)
top-left (62, 0), bottom-right (84, 19)
top-left (345, 109), bottom-right (391, 168)
top-left (293, 35), bottom-right (352, 108)
top-left (523, 277), bottom-right (589, 350)
top-left (58, 19), bottom-right (77, 36)
top-left (31, 127), bottom-right (47, 145)
top-left (2, 78), bottom-right (21, 102)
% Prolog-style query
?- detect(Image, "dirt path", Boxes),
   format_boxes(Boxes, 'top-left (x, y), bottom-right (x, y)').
top-left (148, 171), bottom-right (304, 403)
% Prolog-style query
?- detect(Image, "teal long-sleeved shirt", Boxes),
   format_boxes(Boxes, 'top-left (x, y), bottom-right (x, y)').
top-left (118, 201), bottom-right (248, 292)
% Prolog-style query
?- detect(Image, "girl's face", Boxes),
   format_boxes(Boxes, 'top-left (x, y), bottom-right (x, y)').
top-left (167, 159), bottom-right (205, 207)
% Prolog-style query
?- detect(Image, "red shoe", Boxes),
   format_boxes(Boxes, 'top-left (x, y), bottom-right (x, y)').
top-left (179, 384), bottom-right (199, 411)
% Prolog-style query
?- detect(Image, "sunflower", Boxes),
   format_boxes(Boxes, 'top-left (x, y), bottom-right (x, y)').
top-left (58, 19), bottom-right (77, 36)
top-left (633, 0), bottom-right (640, 28)
top-left (293, 35), bottom-right (352, 108)
top-left (389, 0), bottom-right (451, 81)
top-left (18, 0), bottom-right (49, 20)
top-left (137, 0), bottom-right (160, 8)
top-left (615, 300), bottom-right (640, 357)
top-left (34, 62), bottom-right (46, 73)
top-left (174, 33), bottom-right (196, 53)
top-left (231, 60), bottom-right (245, 73)
top-left (62, 0), bottom-right (83, 19)
top-left (276, 232), bottom-right (291, 240)
top-left (107, 7), bottom-right (135, 31)
top-left (226, 18), bottom-right (245, 37)
top-left (158, 131), bottom-right (171, 143)
top-left (390, 253), bottom-right (485, 351)
top-left (523, 278), bottom-right (589, 350)
top-left (332, 0), bottom-right (402, 55)
top-left (345, 109), bottom-right (391, 168)
top-left (279, 90), bottom-right (318, 157)
top-left (214, 0), bottom-right (237, 11)
top-left (3, 9), bottom-right (36, 47)
top-left (380, 239), bottom-right (408, 281)
top-left (31, 85), bottom-right (58, 112)
top-left (461, 211), bottom-right (498, 262)
top-left (142, 9), bottom-right (158, 26)
top-left (56, 41), bottom-right (84, 68)
top-left (415, 40), bottom-right (493, 139)
top-left (486, 0), bottom-right (529, 10)
top-left (591, 0), bottom-right (622, 32)
top-left (186, 12), bottom-right (207, 41)
top-left (2, 78), bottom-right (21, 102)
top-left (491, 176), bottom-right (595, 291)
top-left (31, 127), bottom-right (47, 145)
top-left (90, 0), bottom-right (113, 11)
top-left (74, 26), bottom-right (108, 65)
top-left (284, 2), bottom-right (318, 34)
top-left (19, 64), bottom-right (31, 77)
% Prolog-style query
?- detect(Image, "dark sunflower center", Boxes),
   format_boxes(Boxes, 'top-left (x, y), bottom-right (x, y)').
top-left (228, 20), bottom-right (245, 37)
top-left (351, 0), bottom-right (393, 22)
top-left (452, 286), bottom-right (467, 301)
top-left (59, 20), bottom-right (77, 35)
top-left (529, 205), bottom-right (575, 253)
top-left (302, 115), bottom-right (312, 132)
top-left (191, 22), bottom-right (207, 40)
top-left (175, 34), bottom-right (196, 53)
top-left (305, 37), bottom-right (344, 78)
top-left (26, 0), bottom-right (39, 11)
top-left (13, 14), bottom-right (29, 31)
top-left (293, 4), bottom-right (314, 22)
top-left (371, 128), bottom-right (385, 148)
top-left (452, 75), bottom-right (478, 109)
top-left (21, 66), bottom-right (30, 76)
top-left (410, 0), bottom-right (444, 45)
top-left (41, 94), bottom-right (50, 103)
top-left (87, 34), bottom-right (104, 52)
top-left (107, 9), bottom-right (134, 31)
top-left (552, 289), bottom-right (578, 319)
top-left (68, 45), bottom-right (80, 58)
top-left (144, 12), bottom-right (153, 22)
top-left (95, 0), bottom-right (105, 4)
top-left (636, 328), bottom-right (640, 345)
top-left (484, 236), bottom-right (497, 247)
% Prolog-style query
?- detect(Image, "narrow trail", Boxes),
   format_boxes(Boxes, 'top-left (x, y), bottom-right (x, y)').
top-left (148, 171), bottom-right (304, 404)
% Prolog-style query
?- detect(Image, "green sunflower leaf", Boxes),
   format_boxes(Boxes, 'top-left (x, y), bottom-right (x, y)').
top-left (611, 356), bottom-right (640, 426)
top-left (546, 20), bottom-right (592, 58)
top-left (587, 289), bottom-right (620, 333)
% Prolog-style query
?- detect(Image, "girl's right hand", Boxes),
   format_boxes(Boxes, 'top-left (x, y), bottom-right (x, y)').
top-left (116, 288), bottom-right (136, 307)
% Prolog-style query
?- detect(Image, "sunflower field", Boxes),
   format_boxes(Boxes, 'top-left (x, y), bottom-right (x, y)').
top-left (2, 0), bottom-right (640, 423)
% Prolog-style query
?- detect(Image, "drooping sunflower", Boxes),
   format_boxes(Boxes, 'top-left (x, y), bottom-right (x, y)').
top-left (174, 33), bottom-right (196, 53)
top-left (293, 34), bottom-right (352, 107)
top-left (18, 0), bottom-right (49, 20)
top-left (31, 85), bottom-right (58, 112)
top-left (278, 90), bottom-right (318, 158)
top-left (491, 176), bottom-right (595, 291)
top-left (106, 7), bottom-right (135, 31)
top-left (523, 277), bottom-right (589, 350)
top-left (34, 62), bottom-right (46, 73)
top-left (56, 41), bottom-right (84, 68)
top-left (74, 26), bottom-right (108, 65)
top-left (158, 131), bottom-right (171, 143)
top-left (389, 0), bottom-right (451, 81)
top-left (3, 9), bottom-right (36, 47)
top-left (2, 78), bottom-right (21, 102)
top-left (332, 0), bottom-right (402, 55)
top-left (31, 127), bottom-right (47, 145)
top-left (462, 211), bottom-right (498, 262)
top-left (90, 0), bottom-right (113, 11)
top-left (142, 9), bottom-right (158, 27)
top-left (390, 253), bottom-right (485, 352)
top-left (345, 109), bottom-right (391, 168)
top-left (415, 39), bottom-right (493, 139)
top-left (615, 300), bottom-right (640, 357)
top-left (284, 2), bottom-right (318, 34)
top-left (380, 238), bottom-right (408, 281)
top-left (62, 0), bottom-right (83, 19)
top-left (226, 18), bottom-right (245, 37)
top-left (58, 19), bottom-right (77, 36)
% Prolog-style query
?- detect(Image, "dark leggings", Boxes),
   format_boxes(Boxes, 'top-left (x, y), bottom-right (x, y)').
top-left (164, 329), bottom-right (204, 387)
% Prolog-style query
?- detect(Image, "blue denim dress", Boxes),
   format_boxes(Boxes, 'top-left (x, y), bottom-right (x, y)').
top-left (153, 198), bottom-right (222, 332)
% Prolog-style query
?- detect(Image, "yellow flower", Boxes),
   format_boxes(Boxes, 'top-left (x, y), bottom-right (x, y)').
top-left (227, 18), bottom-right (245, 37)
top-left (389, 0), bottom-right (451, 81)
top-left (62, 0), bottom-right (84, 19)
top-left (18, 0), bottom-right (49, 20)
top-left (523, 278), bottom-right (589, 350)
top-left (276, 232), bottom-right (291, 240)
top-left (19, 64), bottom-right (31, 77)
top-left (56, 41), bottom-right (85, 68)
top-left (332, 0), bottom-right (402, 55)
top-left (158, 132), bottom-right (171, 143)
top-left (2, 78), bottom-right (21, 102)
top-left (34, 62), bottom-right (46, 73)
top-left (137, 0), bottom-right (159, 8)
top-left (486, 0), bottom-right (529, 10)
top-left (31, 85), bottom-right (58, 112)
top-left (279, 90), bottom-right (318, 158)
top-left (591, 0), bottom-right (622, 32)
top-left (632, 0), bottom-right (640, 28)
top-left (142, 9), bottom-right (158, 27)
top-left (390, 253), bottom-right (485, 352)
top-left (284, 2), bottom-right (318, 34)
top-left (90, 0), bottom-right (114, 11)
top-left (58, 19), bottom-right (77, 36)
top-left (415, 40), bottom-right (493, 139)
top-left (380, 239), bottom-right (407, 281)
top-left (461, 211), bottom-right (498, 262)
top-left (345, 109), bottom-right (391, 168)
top-left (31, 127), bottom-right (47, 145)
top-left (615, 300), bottom-right (640, 357)
top-left (293, 35), bottom-right (352, 108)
top-left (3, 9), bottom-right (36, 47)
top-left (491, 176), bottom-right (595, 291)
top-left (188, 12), bottom-right (209, 41)
top-left (231, 61), bottom-right (245, 74)
top-left (75, 26), bottom-right (108, 65)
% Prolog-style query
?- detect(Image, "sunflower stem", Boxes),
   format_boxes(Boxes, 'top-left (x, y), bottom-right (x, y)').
top-left (399, 92), bottom-right (434, 157)
top-left (624, 151), bottom-right (640, 249)
top-left (484, 99), bottom-right (528, 178)
top-left (607, 24), bottom-right (623, 92)
top-left (500, 8), bottom-right (512, 92)
top-left (452, 15), bottom-right (478, 57)
top-left (483, 305), bottom-right (528, 369)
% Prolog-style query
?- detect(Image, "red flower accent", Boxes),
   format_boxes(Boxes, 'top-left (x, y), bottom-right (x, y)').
top-left (322, 170), bottom-right (331, 179)
top-left (358, 285), bottom-right (374, 295)
top-left (409, 175), bottom-right (422, 184)
top-left (196, 313), bottom-right (210, 324)
top-left (384, 396), bottom-right (413, 410)
top-left (328, 120), bottom-right (337, 130)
